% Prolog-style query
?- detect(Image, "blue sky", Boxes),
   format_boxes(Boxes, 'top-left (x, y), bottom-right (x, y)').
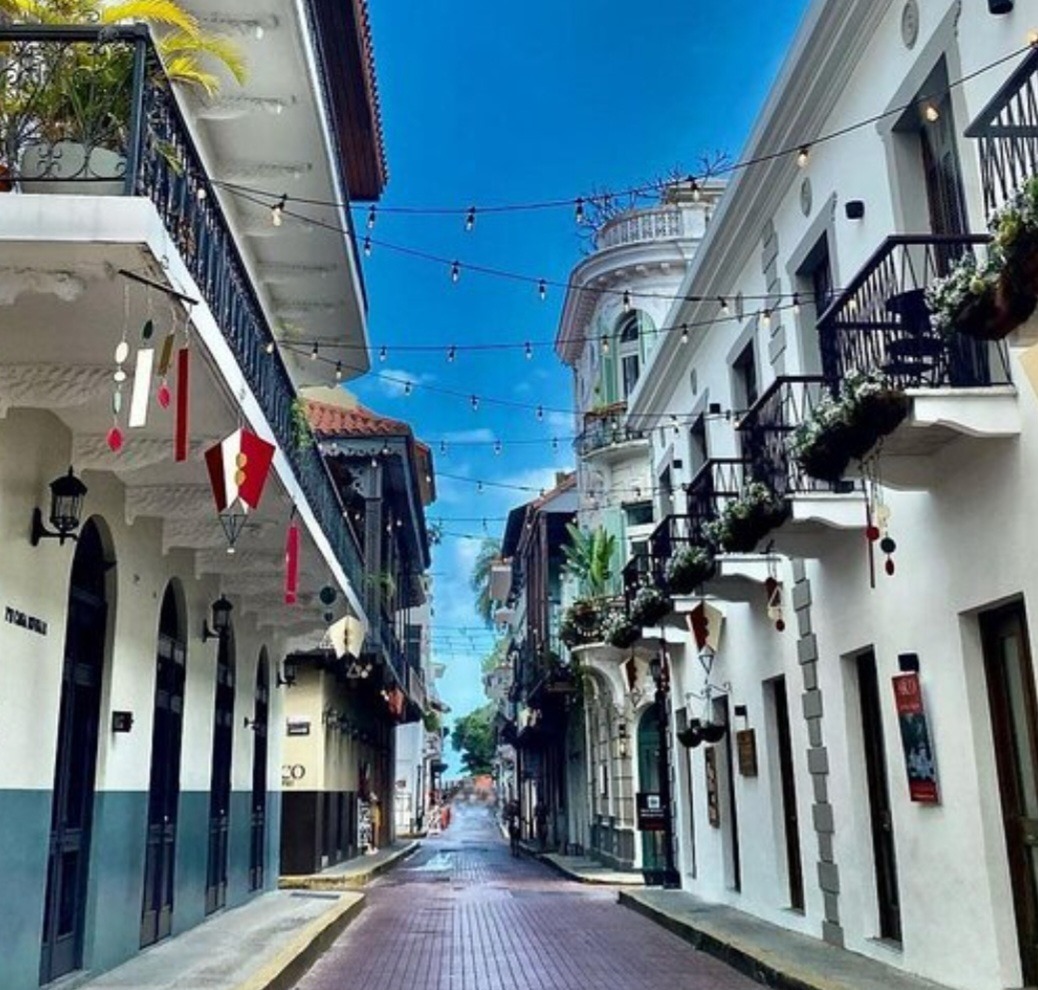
top-left (350, 0), bottom-right (811, 765)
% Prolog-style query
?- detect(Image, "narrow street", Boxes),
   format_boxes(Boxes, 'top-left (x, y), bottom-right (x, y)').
top-left (295, 804), bottom-right (756, 990)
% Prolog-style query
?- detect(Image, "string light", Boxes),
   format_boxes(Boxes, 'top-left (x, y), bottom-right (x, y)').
top-left (310, 341), bottom-right (318, 360)
top-left (271, 193), bottom-right (286, 227)
top-left (379, 345), bottom-right (388, 361)
top-left (796, 146), bottom-right (810, 168)
top-left (334, 360), bottom-right (342, 381)
top-left (552, 437), bottom-right (558, 451)
top-left (524, 342), bottom-right (533, 359)
top-left (451, 260), bottom-right (460, 283)
top-left (792, 293), bottom-right (801, 315)
top-left (477, 481), bottom-right (484, 494)
top-left (923, 103), bottom-right (940, 123)
top-left (538, 279), bottom-right (547, 301)
top-left (762, 309), bottom-right (771, 330)
top-left (690, 179), bottom-right (701, 202)
top-left (439, 440), bottom-right (447, 454)
top-left (575, 197), bottom-right (585, 224)
top-left (470, 394), bottom-right (479, 411)
top-left (465, 206), bottom-right (476, 231)
top-left (681, 324), bottom-right (689, 344)
top-left (719, 297), bottom-right (730, 316)
top-left (367, 205), bottom-right (376, 229)
top-left (404, 381), bottom-right (412, 396)
top-left (622, 290), bottom-right (631, 313)
top-left (601, 334), bottom-right (610, 355)
top-left (536, 405), bottom-right (544, 422)
top-left (494, 440), bottom-right (502, 455)
top-left (196, 187), bottom-right (207, 202)
top-left (363, 235), bottom-right (372, 256)
top-left (264, 340), bottom-right (275, 355)
top-left (448, 345), bottom-right (457, 362)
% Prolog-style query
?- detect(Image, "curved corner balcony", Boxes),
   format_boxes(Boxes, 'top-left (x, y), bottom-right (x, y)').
top-left (593, 205), bottom-right (690, 252)
top-left (574, 403), bottom-right (648, 459)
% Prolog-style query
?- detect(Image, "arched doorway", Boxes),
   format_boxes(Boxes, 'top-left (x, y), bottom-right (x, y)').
top-left (637, 707), bottom-right (664, 880)
top-left (249, 651), bottom-right (270, 891)
top-left (205, 626), bottom-right (235, 914)
top-left (141, 583), bottom-right (186, 947)
top-left (40, 519), bottom-right (110, 984)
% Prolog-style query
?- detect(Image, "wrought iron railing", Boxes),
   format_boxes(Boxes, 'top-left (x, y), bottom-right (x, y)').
top-left (575, 402), bottom-right (647, 457)
top-left (817, 236), bottom-right (1011, 391)
top-left (621, 553), bottom-right (652, 613)
top-left (0, 26), bottom-right (365, 591)
top-left (379, 614), bottom-right (408, 689)
top-left (647, 514), bottom-right (701, 585)
top-left (737, 376), bottom-right (841, 498)
top-left (685, 458), bottom-right (747, 538)
top-left (965, 44), bottom-right (1038, 218)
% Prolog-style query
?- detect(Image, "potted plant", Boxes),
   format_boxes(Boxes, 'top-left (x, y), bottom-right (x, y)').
top-left (629, 581), bottom-right (671, 628)
top-left (2, 0), bottom-right (245, 192)
top-left (702, 482), bottom-right (789, 554)
top-left (601, 609), bottom-right (640, 649)
top-left (924, 250), bottom-right (1026, 341)
top-left (663, 543), bottom-right (716, 595)
top-left (560, 603), bottom-right (603, 648)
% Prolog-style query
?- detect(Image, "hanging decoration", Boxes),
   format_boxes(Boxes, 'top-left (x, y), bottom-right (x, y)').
top-left (156, 321), bottom-right (176, 410)
top-left (174, 344), bottom-right (190, 462)
top-left (284, 514), bottom-right (300, 605)
top-left (764, 574), bottom-right (785, 632)
top-left (863, 468), bottom-right (896, 585)
top-left (108, 288), bottom-right (131, 453)
top-left (128, 318), bottom-right (155, 429)
top-left (204, 428), bottom-right (276, 553)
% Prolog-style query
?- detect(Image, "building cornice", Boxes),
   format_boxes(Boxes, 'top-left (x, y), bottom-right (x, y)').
top-left (629, 0), bottom-right (895, 418)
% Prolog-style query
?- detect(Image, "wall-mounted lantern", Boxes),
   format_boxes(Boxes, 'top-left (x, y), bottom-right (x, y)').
top-left (277, 655), bottom-right (298, 688)
top-left (31, 467), bottom-right (88, 546)
top-left (202, 595), bottom-right (233, 642)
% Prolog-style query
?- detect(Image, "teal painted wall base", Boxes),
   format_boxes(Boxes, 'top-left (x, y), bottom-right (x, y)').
top-left (0, 788), bottom-right (277, 990)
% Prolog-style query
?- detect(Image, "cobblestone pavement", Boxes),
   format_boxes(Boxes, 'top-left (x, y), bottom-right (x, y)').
top-left (295, 803), bottom-right (758, 990)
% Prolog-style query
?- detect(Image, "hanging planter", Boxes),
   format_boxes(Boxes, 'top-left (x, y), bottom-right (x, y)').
top-left (699, 721), bottom-right (727, 744)
top-left (702, 483), bottom-right (789, 554)
top-left (677, 721), bottom-right (703, 748)
top-left (601, 610), bottom-right (640, 649)
top-left (664, 544), bottom-right (716, 595)
top-left (629, 582), bottom-right (671, 628)
top-left (560, 600), bottom-right (604, 647)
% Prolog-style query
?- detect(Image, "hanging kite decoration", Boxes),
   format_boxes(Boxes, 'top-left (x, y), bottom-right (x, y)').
top-left (764, 575), bottom-right (785, 632)
top-left (204, 428), bottom-right (276, 554)
top-left (284, 513), bottom-right (300, 604)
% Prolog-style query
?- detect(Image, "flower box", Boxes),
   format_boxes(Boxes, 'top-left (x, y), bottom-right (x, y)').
top-left (664, 545), bottom-right (716, 595)
top-left (629, 583), bottom-right (671, 627)
top-left (601, 611), bottom-right (640, 649)
top-left (703, 483), bottom-right (789, 553)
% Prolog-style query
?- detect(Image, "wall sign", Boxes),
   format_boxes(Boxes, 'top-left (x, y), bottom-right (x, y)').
top-left (736, 729), bottom-right (758, 777)
top-left (892, 672), bottom-right (939, 804)
top-left (636, 792), bottom-right (666, 832)
top-left (286, 717), bottom-right (310, 736)
top-left (5, 606), bottom-right (47, 636)
top-left (281, 764), bottom-right (306, 787)
top-left (705, 747), bottom-right (721, 827)
top-left (111, 711), bottom-right (134, 733)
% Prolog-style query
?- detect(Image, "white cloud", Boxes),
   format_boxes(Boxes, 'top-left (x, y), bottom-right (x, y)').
top-left (442, 428), bottom-right (496, 443)
top-left (375, 366), bottom-right (434, 398)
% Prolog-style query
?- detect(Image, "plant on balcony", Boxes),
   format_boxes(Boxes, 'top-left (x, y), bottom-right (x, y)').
top-left (561, 523), bottom-right (616, 599)
top-left (290, 397), bottom-right (315, 451)
top-left (1, 1), bottom-right (245, 185)
top-left (790, 372), bottom-right (909, 482)
top-left (663, 544), bottom-right (716, 595)
top-left (560, 600), bottom-right (605, 648)
top-left (701, 482), bottom-right (789, 554)
top-left (629, 581), bottom-right (671, 628)
top-left (601, 608), bottom-right (640, 649)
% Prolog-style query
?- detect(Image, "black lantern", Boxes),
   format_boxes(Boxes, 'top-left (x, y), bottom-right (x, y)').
top-left (31, 467), bottom-right (88, 546)
top-left (988, 0), bottom-right (1013, 13)
top-left (202, 595), bottom-right (233, 642)
top-left (277, 655), bottom-right (298, 687)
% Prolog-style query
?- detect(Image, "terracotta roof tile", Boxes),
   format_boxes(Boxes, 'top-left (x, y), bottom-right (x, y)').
top-left (306, 398), bottom-right (411, 438)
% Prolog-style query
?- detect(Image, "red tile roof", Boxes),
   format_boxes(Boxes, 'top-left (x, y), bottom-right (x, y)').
top-left (306, 398), bottom-right (411, 438)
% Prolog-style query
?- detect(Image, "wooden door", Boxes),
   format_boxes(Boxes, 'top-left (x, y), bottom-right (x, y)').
top-left (773, 678), bottom-right (804, 910)
top-left (982, 604), bottom-right (1038, 985)
top-left (141, 587), bottom-right (185, 947)
top-left (857, 651), bottom-right (901, 942)
top-left (40, 522), bottom-right (107, 985)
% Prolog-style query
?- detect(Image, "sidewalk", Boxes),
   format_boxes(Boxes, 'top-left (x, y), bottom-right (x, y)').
top-left (535, 848), bottom-right (645, 887)
top-left (81, 843), bottom-right (418, 990)
top-left (619, 888), bottom-right (950, 990)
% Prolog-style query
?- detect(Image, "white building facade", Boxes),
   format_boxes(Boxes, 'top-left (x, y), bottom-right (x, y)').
top-left (616, 3), bottom-right (1038, 989)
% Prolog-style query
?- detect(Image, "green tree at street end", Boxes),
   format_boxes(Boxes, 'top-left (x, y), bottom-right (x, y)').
top-left (451, 703), bottom-right (496, 776)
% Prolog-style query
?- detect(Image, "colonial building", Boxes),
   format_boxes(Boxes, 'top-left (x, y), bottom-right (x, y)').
top-left (0, 2), bottom-right (385, 987)
top-left (596, 3), bottom-right (1038, 989)
top-left (555, 181), bottom-right (722, 870)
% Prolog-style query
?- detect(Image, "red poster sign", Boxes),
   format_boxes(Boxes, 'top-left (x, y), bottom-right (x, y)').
top-left (892, 673), bottom-right (940, 804)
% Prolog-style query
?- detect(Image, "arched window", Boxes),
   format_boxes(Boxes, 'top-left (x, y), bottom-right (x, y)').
top-left (617, 313), bottom-right (641, 398)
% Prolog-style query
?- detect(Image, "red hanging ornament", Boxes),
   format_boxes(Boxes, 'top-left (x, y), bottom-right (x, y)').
top-left (106, 425), bottom-right (124, 452)
top-left (284, 520), bottom-right (300, 605)
top-left (174, 346), bottom-right (190, 462)
top-left (157, 382), bottom-right (171, 409)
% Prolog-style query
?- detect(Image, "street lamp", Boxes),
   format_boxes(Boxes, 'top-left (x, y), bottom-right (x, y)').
top-left (650, 648), bottom-right (681, 889)
top-left (30, 467), bottom-right (88, 546)
top-left (202, 595), bottom-right (233, 642)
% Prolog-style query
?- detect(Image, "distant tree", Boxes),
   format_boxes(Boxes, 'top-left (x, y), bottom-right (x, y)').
top-left (481, 637), bottom-right (510, 674)
top-left (450, 703), bottom-right (496, 775)
top-left (561, 523), bottom-right (616, 599)
top-left (469, 536), bottom-right (502, 627)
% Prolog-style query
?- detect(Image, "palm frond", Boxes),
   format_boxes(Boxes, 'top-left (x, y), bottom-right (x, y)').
top-left (100, 0), bottom-right (197, 33)
top-left (160, 55), bottom-right (219, 95)
top-left (160, 29), bottom-right (247, 84)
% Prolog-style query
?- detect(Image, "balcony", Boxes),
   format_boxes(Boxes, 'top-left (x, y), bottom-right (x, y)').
top-left (966, 44), bottom-right (1038, 220)
top-left (817, 235), bottom-right (1019, 489)
top-left (594, 205), bottom-right (688, 251)
top-left (0, 27), bottom-right (364, 599)
top-left (574, 402), bottom-right (648, 460)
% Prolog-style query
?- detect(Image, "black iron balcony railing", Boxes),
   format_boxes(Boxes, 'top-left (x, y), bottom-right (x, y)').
top-left (685, 458), bottom-right (748, 537)
top-left (737, 376), bottom-right (840, 498)
top-left (965, 44), bottom-right (1038, 218)
top-left (0, 26), bottom-right (364, 592)
top-left (621, 553), bottom-right (652, 613)
top-left (647, 513), bottom-right (701, 585)
top-left (379, 614), bottom-right (408, 689)
top-left (574, 402), bottom-right (648, 457)
top-left (817, 235), bottom-right (1011, 391)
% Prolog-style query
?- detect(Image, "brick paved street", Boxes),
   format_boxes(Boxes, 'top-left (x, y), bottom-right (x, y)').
top-left (294, 804), bottom-right (758, 990)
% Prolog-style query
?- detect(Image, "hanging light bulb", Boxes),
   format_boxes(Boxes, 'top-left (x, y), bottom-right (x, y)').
top-left (334, 360), bottom-right (343, 381)
top-left (538, 279), bottom-right (547, 302)
top-left (379, 345), bottom-right (387, 362)
top-left (439, 440), bottom-right (447, 454)
top-left (450, 260), bottom-right (460, 283)
top-left (404, 381), bottom-right (412, 396)
top-left (622, 290), bottom-right (631, 313)
top-left (574, 197), bottom-right (585, 224)
top-left (601, 334), bottom-right (610, 355)
top-left (470, 394), bottom-right (479, 411)
top-left (536, 405), bottom-right (544, 422)
top-left (793, 293), bottom-right (801, 315)
top-left (681, 324), bottom-right (689, 344)
top-left (762, 309), bottom-right (772, 330)
top-left (552, 437), bottom-right (558, 451)
top-left (264, 340), bottom-right (275, 355)
top-left (371, 455), bottom-right (378, 468)
top-left (271, 193), bottom-right (287, 227)
top-left (923, 103), bottom-right (940, 123)
top-left (671, 414), bottom-right (679, 435)
top-left (381, 441), bottom-right (390, 456)
top-left (477, 481), bottom-right (484, 494)
top-left (196, 187), bottom-right (207, 202)
top-left (367, 205), bottom-right (376, 229)
top-left (796, 146), bottom-right (810, 168)
top-left (494, 440), bottom-right (502, 455)
top-left (447, 345), bottom-right (457, 362)
top-left (465, 206), bottom-right (476, 231)
top-left (690, 179), bottom-right (701, 202)
top-left (719, 297), bottom-right (730, 317)
top-left (525, 341), bottom-right (533, 360)
top-left (310, 341), bottom-right (318, 361)
top-left (363, 235), bottom-right (372, 257)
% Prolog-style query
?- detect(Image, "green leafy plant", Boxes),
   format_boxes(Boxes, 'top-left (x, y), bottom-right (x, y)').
top-left (469, 536), bottom-right (502, 628)
top-left (560, 599), bottom-right (605, 648)
top-left (702, 482), bottom-right (788, 554)
top-left (663, 544), bottom-right (716, 595)
top-left (290, 398), bottom-right (314, 451)
top-left (601, 608), bottom-right (640, 649)
top-left (629, 581), bottom-right (671, 628)
top-left (561, 524), bottom-right (616, 599)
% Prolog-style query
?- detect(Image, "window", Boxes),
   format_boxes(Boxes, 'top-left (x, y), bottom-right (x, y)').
top-left (732, 341), bottom-right (758, 410)
top-left (689, 415), bottom-right (708, 476)
top-left (618, 313), bottom-right (641, 398)
top-left (624, 502), bottom-right (654, 527)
